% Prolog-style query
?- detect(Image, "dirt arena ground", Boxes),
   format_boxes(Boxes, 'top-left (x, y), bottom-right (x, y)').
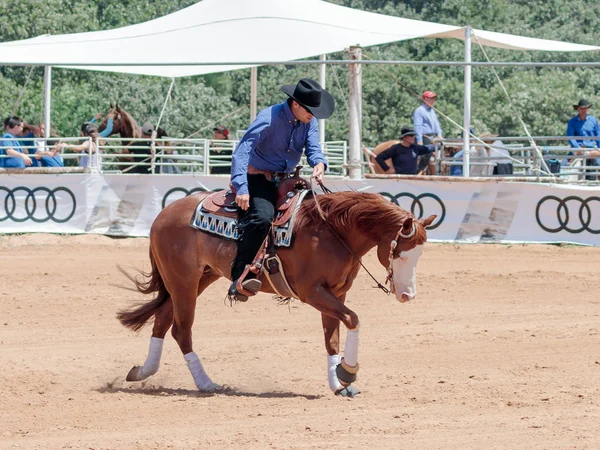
top-left (1, 234), bottom-right (599, 449)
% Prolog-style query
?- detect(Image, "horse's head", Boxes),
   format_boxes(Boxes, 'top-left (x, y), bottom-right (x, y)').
top-left (98, 104), bottom-right (141, 139)
top-left (377, 214), bottom-right (436, 303)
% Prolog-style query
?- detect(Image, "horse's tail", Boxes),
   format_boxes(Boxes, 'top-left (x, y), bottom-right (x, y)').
top-left (116, 249), bottom-right (170, 332)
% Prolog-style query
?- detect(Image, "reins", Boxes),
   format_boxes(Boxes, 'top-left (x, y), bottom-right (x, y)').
top-left (310, 179), bottom-right (391, 295)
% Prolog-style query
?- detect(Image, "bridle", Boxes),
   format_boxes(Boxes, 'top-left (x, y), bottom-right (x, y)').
top-left (311, 179), bottom-right (417, 295)
top-left (384, 223), bottom-right (416, 294)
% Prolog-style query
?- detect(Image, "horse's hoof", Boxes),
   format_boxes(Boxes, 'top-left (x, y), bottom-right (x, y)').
top-left (199, 381), bottom-right (221, 392)
top-left (126, 365), bottom-right (146, 382)
top-left (335, 385), bottom-right (361, 398)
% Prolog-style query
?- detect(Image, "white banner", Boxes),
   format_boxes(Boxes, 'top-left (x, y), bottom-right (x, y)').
top-left (0, 174), bottom-right (598, 246)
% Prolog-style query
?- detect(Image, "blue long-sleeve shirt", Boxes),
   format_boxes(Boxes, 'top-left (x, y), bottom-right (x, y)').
top-left (566, 114), bottom-right (600, 148)
top-left (231, 100), bottom-right (327, 196)
top-left (413, 103), bottom-right (442, 144)
top-left (90, 117), bottom-right (114, 138)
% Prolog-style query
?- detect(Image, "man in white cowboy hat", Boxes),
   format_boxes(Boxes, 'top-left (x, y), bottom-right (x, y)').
top-left (374, 126), bottom-right (434, 175)
top-left (413, 90), bottom-right (442, 174)
top-left (228, 78), bottom-right (335, 302)
top-left (567, 99), bottom-right (600, 179)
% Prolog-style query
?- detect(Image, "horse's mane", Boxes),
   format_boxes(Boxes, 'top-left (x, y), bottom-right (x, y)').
top-left (119, 110), bottom-right (142, 139)
top-left (297, 191), bottom-right (427, 244)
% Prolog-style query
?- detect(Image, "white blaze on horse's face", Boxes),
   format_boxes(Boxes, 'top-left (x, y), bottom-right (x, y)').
top-left (391, 244), bottom-right (424, 303)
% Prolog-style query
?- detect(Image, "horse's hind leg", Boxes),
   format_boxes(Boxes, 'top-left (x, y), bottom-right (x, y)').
top-left (126, 299), bottom-right (174, 382)
top-left (171, 271), bottom-right (221, 391)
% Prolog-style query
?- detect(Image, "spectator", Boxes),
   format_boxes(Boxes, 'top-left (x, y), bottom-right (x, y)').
top-left (89, 112), bottom-right (115, 138)
top-left (210, 125), bottom-right (232, 175)
top-left (375, 127), bottom-right (434, 175)
top-left (59, 123), bottom-right (101, 170)
top-left (122, 121), bottom-right (154, 174)
top-left (566, 99), bottom-right (600, 179)
top-left (481, 132), bottom-right (513, 175)
top-left (1, 116), bottom-right (32, 168)
top-left (213, 125), bottom-right (229, 140)
top-left (156, 127), bottom-right (182, 174)
top-left (22, 123), bottom-right (63, 167)
top-left (449, 128), bottom-right (474, 177)
top-left (413, 91), bottom-right (442, 174)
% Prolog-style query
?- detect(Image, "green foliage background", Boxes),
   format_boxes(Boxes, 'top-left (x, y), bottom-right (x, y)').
top-left (1, 0), bottom-right (599, 145)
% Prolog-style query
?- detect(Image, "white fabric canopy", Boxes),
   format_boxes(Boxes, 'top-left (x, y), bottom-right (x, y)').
top-left (0, 0), bottom-right (598, 78)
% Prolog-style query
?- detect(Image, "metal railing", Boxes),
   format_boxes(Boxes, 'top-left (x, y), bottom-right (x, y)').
top-left (0, 137), bottom-right (349, 176)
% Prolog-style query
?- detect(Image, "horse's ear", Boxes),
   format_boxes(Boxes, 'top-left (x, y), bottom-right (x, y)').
top-left (110, 102), bottom-right (114, 108)
top-left (401, 217), bottom-right (414, 234)
top-left (116, 103), bottom-right (121, 111)
top-left (421, 215), bottom-right (437, 229)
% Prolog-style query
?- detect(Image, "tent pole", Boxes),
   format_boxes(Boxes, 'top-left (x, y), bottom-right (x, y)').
top-left (250, 66), bottom-right (258, 122)
top-left (462, 26), bottom-right (472, 177)
top-left (348, 46), bottom-right (362, 180)
top-left (43, 66), bottom-right (52, 138)
top-left (318, 54), bottom-right (326, 144)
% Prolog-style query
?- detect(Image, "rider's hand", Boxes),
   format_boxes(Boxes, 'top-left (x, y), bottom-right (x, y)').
top-left (94, 113), bottom-right (103, 120)
top-left (312, 162), bottom-right (325, 182)
top-left (236, 194), bottom-right (250, 211)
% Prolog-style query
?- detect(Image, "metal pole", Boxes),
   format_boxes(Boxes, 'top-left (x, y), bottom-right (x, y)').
top-left (319, 54), bottom-right (326, 145)
top-left (348, 46), bottom-right (362, 180)
top-left (250, 66), bottom-right (258, 122)
top-left (43, 66), bottom-right (52, 138)
top-left (462, 26), bottom-right (472, 177)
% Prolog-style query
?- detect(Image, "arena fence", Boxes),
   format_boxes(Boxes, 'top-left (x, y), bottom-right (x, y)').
top-left (0, 173), bottom-right (597, 246)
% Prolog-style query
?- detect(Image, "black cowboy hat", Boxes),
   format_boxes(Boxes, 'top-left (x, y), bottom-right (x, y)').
top-left (399, 127), bottom-right (417, 139)
top-left (573, 99), bottom-right (592, 109)
top-left (280, 78), bottom-right (335, 120)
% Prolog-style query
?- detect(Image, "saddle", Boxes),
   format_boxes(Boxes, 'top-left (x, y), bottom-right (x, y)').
top-left (201, 166), bottom-right (311, 227)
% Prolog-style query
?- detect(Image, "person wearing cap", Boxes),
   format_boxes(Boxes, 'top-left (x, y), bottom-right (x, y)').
top-left (122, 121), bottom-right (154, 174)
top-left (413, 91), bottom-right (443, 145)
top-left (567, 99), bottom-right (600, 178)
top-left (374, 127), bottom-right (434, 175)
top-left (59, 123), bottom-right (102, 169)
top-left (228, 78), bottom-right (334, 302)
top-left (210, 125), bottom-right (232, 175)
top-left (213, 126), bottom-right (229, 140)
top-left (413, 90), bottom-right (442, 174)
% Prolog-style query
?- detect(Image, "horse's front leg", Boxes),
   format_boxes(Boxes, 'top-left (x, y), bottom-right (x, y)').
top-left (310, 287), bottom-right (361, 397)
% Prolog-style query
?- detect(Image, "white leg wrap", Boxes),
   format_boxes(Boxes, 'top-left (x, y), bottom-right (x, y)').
top-left (327, 354), bottom-right (344, 393)
top-left (183, 352), bottom-right (220, 391)
top-left (343, 328), bottom-right (360, 368)
top-left (139, 337), bottom-right (164, 378)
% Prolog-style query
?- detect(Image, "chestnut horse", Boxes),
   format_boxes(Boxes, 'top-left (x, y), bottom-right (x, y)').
top-left (98, 104), bottom-right (142, 143)
top-left (117, 191), bottom-right (435, 397)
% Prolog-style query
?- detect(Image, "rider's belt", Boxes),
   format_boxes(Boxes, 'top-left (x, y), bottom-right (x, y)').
top-left (248, 165), bottom-right (289, 182)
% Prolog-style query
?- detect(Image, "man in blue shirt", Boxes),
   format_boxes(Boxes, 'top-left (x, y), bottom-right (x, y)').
top-left (567, 99), bottom-right (600, 179)
top-left (228, 78), bottom-right (334, 302)
top-left (413, 91), bottom-right (442, 174)
top-left (1, 116), bottom-right (32, 168)
top-left (375, 127), bottom-right (434, 175)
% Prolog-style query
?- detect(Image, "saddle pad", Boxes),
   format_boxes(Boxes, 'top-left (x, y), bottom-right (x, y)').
top-left (190, 189), bottom-right (311, 248)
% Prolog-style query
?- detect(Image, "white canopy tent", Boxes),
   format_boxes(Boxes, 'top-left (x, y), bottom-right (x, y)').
top-left (1, 0), bottom-right (598, 177)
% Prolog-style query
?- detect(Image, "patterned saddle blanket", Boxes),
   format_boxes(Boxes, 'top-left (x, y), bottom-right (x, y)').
top-left (190, 189), bottom-right (311, 247)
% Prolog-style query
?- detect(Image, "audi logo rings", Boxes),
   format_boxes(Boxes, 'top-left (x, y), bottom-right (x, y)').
top-left (379, 192), bottom-right (445, 230)
top-left (0, 186), bottom-right (76, 223)
top-left (535, 195), bottom-right (600, 234)
top-left (162, 187), bottom-right (210, 209)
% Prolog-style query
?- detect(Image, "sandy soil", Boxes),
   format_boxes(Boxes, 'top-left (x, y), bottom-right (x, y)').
top-left (1, 234), bottom-right (599, 450)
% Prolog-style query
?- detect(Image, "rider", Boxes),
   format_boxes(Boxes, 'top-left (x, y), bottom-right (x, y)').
top-left (228, 78), bottom-right (335, 302)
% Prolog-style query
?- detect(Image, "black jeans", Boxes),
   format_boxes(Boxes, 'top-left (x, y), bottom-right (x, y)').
top-left (231, 174), bottom-right (277, 281)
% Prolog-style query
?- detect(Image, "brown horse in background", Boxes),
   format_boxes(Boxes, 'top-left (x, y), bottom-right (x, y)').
top-left (117, 190), bottom-right (435, 397)
top-left (98, 104), bottom-right (142, 144)
top-left (363, 140), bottom-right (398, 174)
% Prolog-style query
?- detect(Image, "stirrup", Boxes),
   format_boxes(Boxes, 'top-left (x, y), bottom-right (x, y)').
top-left (228, 279), bottom-right (262, 303)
